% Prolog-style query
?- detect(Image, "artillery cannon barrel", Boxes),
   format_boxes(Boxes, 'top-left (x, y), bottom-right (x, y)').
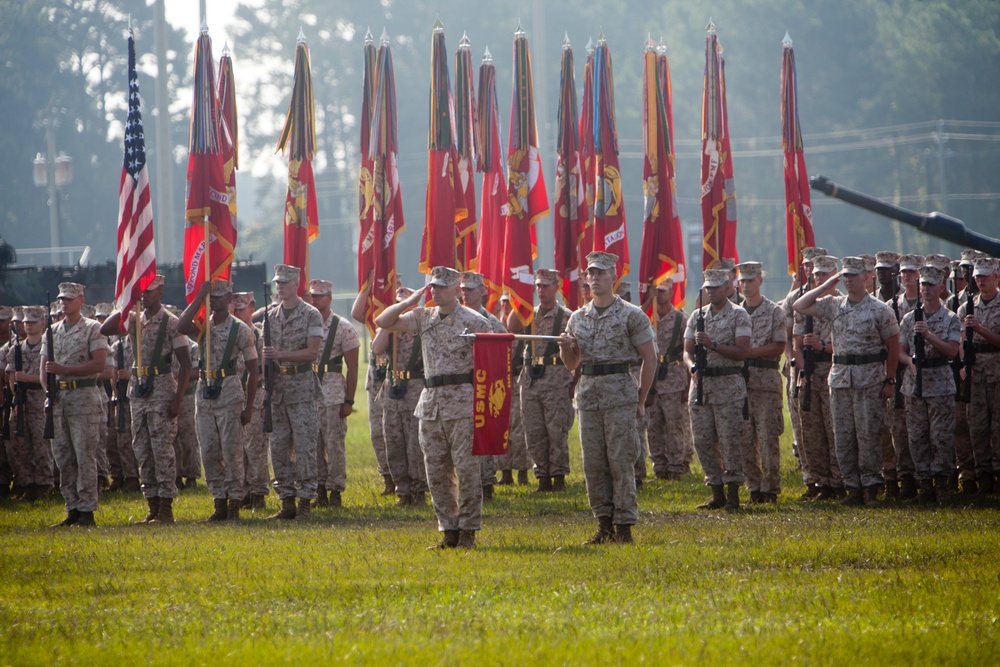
top-left (810, 175), bottom-right (1000, 257)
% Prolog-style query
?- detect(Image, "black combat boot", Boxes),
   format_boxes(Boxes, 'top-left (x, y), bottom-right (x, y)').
top-left (51, 509), bottom-right (81, 527)
top-left (552, 475), bottom-right (566, 492)
top-left (268, 496), bottom-right (297, 520)
top-left (724, 483), bottom-right (741, 511)
top-left (614, 524), bottom-right (634, 544)
top-left (380, 474), bottom-right (396, 496)
top-left (73, 511), bottom-right (96, 527)
top-left (697, 484), bottom-right (727, 510)
top-left (227, 498), bottom-right (241, 521)
top-left (457, 529), bottom-right (477, 549)
top-left (516, 470), bottom-right (529, 485)
top-left (139, 497), bottom-right (160, 523)
top-left (899, 475), bottom-right (918, 501)
top-left (584, 516), bottom-right (615, 545)
top-left (427, 529), bottom-right (460, 550)
top-left (206, 498), bottom-right (228, 522)
top-left (151, 497), bottom-right (174, 523)
top-left (533, 476), bottom-right (553, 493)
top-left (498, 470), bottom-right (514, 485)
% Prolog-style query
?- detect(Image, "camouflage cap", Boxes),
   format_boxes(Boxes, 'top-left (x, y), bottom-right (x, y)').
top-left (841, 256), bottom-right (867, 275)
top-left (898, 254), bottom-right (925, 271)
top-left (10, 306), bottom-right (23, 322)
top-left (812, 255), bottom-right (839, 275)
top-left (702, 269), bottom-right (730, 288)
top-left (874, 251), bottom-right (901, 269)
top-left (959, 249), bottom-right (986, 267)
top-left (616, 282), bottom-right (632, 296)
top-left (859, 254), bottom-right (877, 272)
top-left (308, 279), bottom-right (333, 296)
top-left (534, 268), bottom-right (560, 285)
top-left (210, 280), bottom-right (233, 298)
top-left (585, 251), bottom-right (618, 272)
top-left (396, 286), bottom-right (417, 299)
top-left (94, 302), bottom-right (114, 318)
top-left (459, 272), bottom-right (484, 289)
top-left (81, 304), bottom-right (96, 318)
top-left (923, 253), bottom-right (951, 271)
top-left (918, 266), bottom-right (946, 286)
top-left (57, 282), bottom-right (85, 299)
top-left (50, 301), bottom-right (62, 314)
top-left (973, 257), bottom-right (998, 277)
top-left (271, 264), bottom-right (301, 283)
top-left (951, 260), bottom-right (964, 275)
top-left (736, 262), bottom-right (763, 280)
top-left (145, 274), bottom-right (165, 291)
top-left (231, 292), bottom-right (254, 310)
top-left (712, 257), bottom-right (737, 272)
top-left (428, 266), bottom-right (460, 287)
top-left (0, 306), bottom-right (11, 320)
top-left (801, 247), bottom-right (829, 262)
top-left (22, 305), bottom-right (46, 323)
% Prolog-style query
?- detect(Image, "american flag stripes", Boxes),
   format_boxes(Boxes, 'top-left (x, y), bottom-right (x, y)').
top-left (114, 29), bottom-right (156, 331)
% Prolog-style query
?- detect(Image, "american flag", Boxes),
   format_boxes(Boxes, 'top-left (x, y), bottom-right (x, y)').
top-left (115, 29), bottom-right (156, 330)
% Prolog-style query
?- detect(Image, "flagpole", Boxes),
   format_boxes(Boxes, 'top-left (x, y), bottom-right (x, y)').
top-left (459, 329), bottom-right (560, 341)
top-left (204, 215), bottom-right (211, 372)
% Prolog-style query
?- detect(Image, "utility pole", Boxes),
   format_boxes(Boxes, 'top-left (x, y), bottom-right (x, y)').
top-left (45, 111), bottom-right (60, 265)
top-left (154, 0), bottom-right (176, 261)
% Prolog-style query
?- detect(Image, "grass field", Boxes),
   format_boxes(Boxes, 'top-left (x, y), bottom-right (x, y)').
top-left (1, 383), bottom-right (999, 665)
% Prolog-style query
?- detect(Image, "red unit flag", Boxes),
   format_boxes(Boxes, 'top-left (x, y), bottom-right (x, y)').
top-left (781, 33), bottom-right (815, 275)
top-left (358, 30), bottom-right (378, 330)
top-left (504, 24), bottom-right (548, 327)
top-left (591, 35), bottom-right (629, 287)
top-left (578, 39), bottom-right (596, 275)
top-left (553, 35), bottom-right (585, 310)
top-left (420, 20), bottom-right (468, 276)
top-left (475, 49), bottom-right (507, 313)
top-left (455, 32), bottom-right (479, 271)
top-left (700, 20), bottom-right (738, 270)
top-left (115, 29), bottom-right (157, 329)
top-left (638, 39), bottom-right (686, 312)
top-left (183, 28), bottom-right (235, 328)
top-left (277, 33), bottom-right (320, 295)
top-left (367, 31), bottom-right (405, 334)
top-left (472, 333), bottom-right (515, 456)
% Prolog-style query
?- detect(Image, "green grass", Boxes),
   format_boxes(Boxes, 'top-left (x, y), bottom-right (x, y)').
top-left (1, 382), bottom-right (998, 665)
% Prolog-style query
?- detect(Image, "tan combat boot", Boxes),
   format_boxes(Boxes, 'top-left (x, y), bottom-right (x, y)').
top-left (295, 497), bottom-right (311, 520)
top-left (427, 529), bottom-right (460, 550)
top-left (205, 498), bottom-right (228, 522)
top-left (150, 497), bottom-right (174, 523)
top-left (268, 496), bottom-right (297, 520)
top-left (139, 497), bottom-right (160, 523)
top-left (697, 484), bottom-right (726, 510)
top-left (584, 516), bottom-right (615, 545)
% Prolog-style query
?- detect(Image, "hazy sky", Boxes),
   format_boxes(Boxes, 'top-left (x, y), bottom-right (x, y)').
top-left (164, 0), bottom-right (244, 45)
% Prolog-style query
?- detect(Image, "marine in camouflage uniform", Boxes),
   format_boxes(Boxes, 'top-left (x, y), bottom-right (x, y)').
top-left (233, 292), bottom-right (270, 508)
top-left (351, 278), bottom-right (393, 495)
top-left (783, 246), bottom-right (829, 498)
top-left (0, 307), bottom-right (15, 496)
top-left (560, 252), bottom-right (657, 545)
top-left (95, 303), bottom-right (139, 492)
top-left (173, 337), bottom-right (201, 487)
top-left (685, 269), bottom-right (752, 511)
top-left (100, 275), bottom-right (191, 523)
top-left (899, 265), bottom-right (961, 503)
top-left (645, 282), bottom-right (692, 480)
top-left (179, 281), bottom-right (258, 521)
top-left (460, 272), bottom-right (503, 501)
top-left (375, 266), bottom-right (490, 549)
top-left (373, 286), bottom-right (429, 506)
top-left (495, 294), bottom-right (532, 485)
top-left (310, 279), bottom-right (360, 508)
top-left (262, 264), bottom-right (324, 520)
top-left (957, 257), bottom-right (1000, 494)
top-left (948, 253), bottom-right (979, 493)
top-left (6, 306), bottom-right (55, 499)
top-left (506, 269), bottom-right (574, 492)
top-left (792, 256), bottom-right (844, 500)
top-left (795, 256), bottom-right (900, 506)
top-left (619, 282), bottom-right (649, 487)
top-left (873, 251), bottom-right (908, 497)
top-left (42, 283), bottom-right (107, 527)
top-left (737, 262), bottom-right (786, 503)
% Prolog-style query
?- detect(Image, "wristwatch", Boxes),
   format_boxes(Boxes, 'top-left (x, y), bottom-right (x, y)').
top-left (883, 377), bottom-right (896, 385)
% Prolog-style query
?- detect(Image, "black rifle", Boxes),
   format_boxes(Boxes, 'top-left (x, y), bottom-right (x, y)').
top-left (962, 286), bottom-right (975, 403)
top-left (693, 290), bottom-right (706, 406)
top-left (1, 332), bottom-right (11, 440)
top-left (913, 292), bottom-right (924, 398)
top-left (799, 266), bottom-right (815, 412)
top-left (261, 283), bottom-right (273, 433)
top-left (949, 276), bottom-right (963, 397)
top-left (12, 327), bottom-right (25, 437)
top-left (43, 292), bottom-right (57, 439)
top-left (890, 273), bottom-right (904, 409)
top-left (115, 336), bottom-right (129, 433)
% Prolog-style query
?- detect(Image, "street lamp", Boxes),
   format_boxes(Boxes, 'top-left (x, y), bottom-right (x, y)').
top-left (32, 109), bottom-right (73, 265)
